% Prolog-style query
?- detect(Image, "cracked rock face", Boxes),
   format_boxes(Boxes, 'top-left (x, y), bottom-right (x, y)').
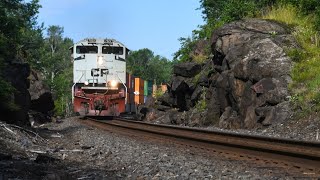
top-left (1, 62), bottom-right (31, 125)
top-left (209, 18), bottom-right (298, 129)
top-left (154, 18), bottom-right (298, 129)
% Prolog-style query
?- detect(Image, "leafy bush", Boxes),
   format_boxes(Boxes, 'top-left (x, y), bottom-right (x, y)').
top-left (263, 5), bottom-right (320, 113)
top-left (191, 54), bottom-right (208, 64)
top-left (195, 98), bottom-right (207, 112)
top-left (154, 88), bottom-right (165, 100)
top-left (286, 48), bottom-right (308, 63)
top-left (0, 78), bottom-right (19, 111)
top-left (195, 88), bottom-right (207, 112)
top-left (127, 49), bottom-right (173, 84)
top-left (279, 0), bottom-right (320, 30)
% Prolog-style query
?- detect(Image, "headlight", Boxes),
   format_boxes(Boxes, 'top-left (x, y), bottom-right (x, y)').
top-left (110, 80), bottom-right (118, 87)
top-left (97, 56), bottom-right (103, 65)
top-left (84, 81), bottom-right (89, 85)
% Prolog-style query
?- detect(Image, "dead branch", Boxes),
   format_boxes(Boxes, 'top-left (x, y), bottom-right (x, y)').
top-left (0, 123), bottom-right (16, 135)
top-left (6, 124), bottom-right (47, 142)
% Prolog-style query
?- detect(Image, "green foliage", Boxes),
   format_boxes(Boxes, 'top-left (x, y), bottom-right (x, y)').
top-left (154, 88), bottom-right (165, 100)
top-left (39, 26), bottom-right (73, 117)
top-left (195, 98), bottom-right (207, 112)
top-left (126, 48), bottom-right (173, 84)
top-left (0, 78), bottom-right (19, 111)
top-left (54, 98), bottom-right (65, 117)
top-left (52, 67), bottom-right (73, 94)
top-left (191, 54), bottom-right (209, 64)
top-left (40, 26), bottom-right (73, 81)
top-left (278, 0), bottom-right (320, 29)
top-left (286, 49), bottom-right (308, 62)
top-left (174, 0), bottom-right (320, 116)
top-left (200, 0), bottom-right (277, 22)
top-left (174, 0), bottom-right (278, 62)
top-left (263, 5), bottom-right (320, 113)
top-left (198, 0), bottom-right (278, 38)
top-left (173, 36), bottom-right (198, 62)
top-left (195, 88), bottom-right (207, 112)
top-left (0, 0), bottom-right (42, 60)
top-left (0, 0), bottom-right (42, 112)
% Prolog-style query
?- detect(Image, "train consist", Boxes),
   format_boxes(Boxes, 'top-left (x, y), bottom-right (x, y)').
top-left (71, 38), bottom-right (152, 116)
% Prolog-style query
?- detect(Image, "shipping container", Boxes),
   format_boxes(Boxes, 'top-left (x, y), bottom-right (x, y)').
top-left (144, 80), bottom-right (153, 96)
top-left (144, 81), bottom-right (148, 96)
top-left (134, 77), bottom-right (144, 104)
top-left (125, 73), bottom-right (136, 113)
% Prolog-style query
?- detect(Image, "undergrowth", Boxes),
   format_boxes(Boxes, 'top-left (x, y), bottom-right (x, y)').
top-left (154, 88), bottom-right (165, 99)
top-left (263, 5), bottom-right (320, 114)
top-left (195, 87), bottom-right (207, 113)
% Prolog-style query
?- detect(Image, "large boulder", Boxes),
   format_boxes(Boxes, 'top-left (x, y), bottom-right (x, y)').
top-left (156, 18), bottom-right (297, 129)
top-left (173, 62), bottom-right (202, 78)
top-left (208, 18), bottom-right (297, 129)
top-left (28, 70), bottom-right (54, 124)
top-left (0, 59), bottom-right (55, 126)
top-left (2, 62), bottom-right (31, 125)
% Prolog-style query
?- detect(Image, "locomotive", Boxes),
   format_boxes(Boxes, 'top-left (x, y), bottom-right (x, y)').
top-left (71, 38), bottom-right (131, 116)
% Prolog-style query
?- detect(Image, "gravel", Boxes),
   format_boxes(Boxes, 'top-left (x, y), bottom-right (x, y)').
top-left (204, 114), bottom-right (320, 142)
top-left (0, 117), bottom-right (318, 179)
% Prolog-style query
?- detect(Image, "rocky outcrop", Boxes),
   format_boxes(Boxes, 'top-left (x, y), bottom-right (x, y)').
top-left (2, 62), bottom-right (31, 126)
top-left (1, 62), bottom-right (54, 126)
top-left (209, 18), bottom-right (297, 129)
top-left (152, 18), bottom-right (297, 129)
top-left (165, 62), bottom-right (206, 111)
top-left (28, 70), bottom-right (55, 124)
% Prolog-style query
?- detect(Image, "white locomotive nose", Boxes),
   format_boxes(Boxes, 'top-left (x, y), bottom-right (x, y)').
top-left (97, 56), bottom-right (103, 65)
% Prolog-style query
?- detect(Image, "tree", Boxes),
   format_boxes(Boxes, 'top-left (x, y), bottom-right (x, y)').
top-left (146, 55), bottom-right (173, 84)
top-left (173, 36), bottom-right (198, 62)
top-left (52, 65), bottom-right (73, 117)
top-left (0, 0), bottom-right (42, 112)
top-left (40, 26), bottom-right (72, 89)
top-left (47, 26), bottom-right (64, 55)
top-left (174, 0), bottom-right (279, 62)
top-left (0, 0), bottom-right (42, 61)
top-left (126, 48), bottom-right (153, 78)
top-left (39, 26), bottom-right (73, 117)
top-left (126, 48), bottom-right (173, 84)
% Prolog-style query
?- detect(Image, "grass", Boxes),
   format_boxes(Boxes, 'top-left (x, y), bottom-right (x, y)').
top-left (262, 4), bottom-right (320, 114)
top-left (154, 88), bottom-right (165, 99)
top-left (195, 87), bottom-right (207, 113)
top-left (191, 54), bottom-right (208, 64)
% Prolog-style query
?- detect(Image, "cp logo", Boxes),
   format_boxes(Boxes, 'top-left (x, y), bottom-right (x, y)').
top-left (91, 68), bottom-right (108, 77)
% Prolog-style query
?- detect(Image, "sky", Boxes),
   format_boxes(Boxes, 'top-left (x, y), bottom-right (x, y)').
top-left (36, 0), bottom-right (205, 60)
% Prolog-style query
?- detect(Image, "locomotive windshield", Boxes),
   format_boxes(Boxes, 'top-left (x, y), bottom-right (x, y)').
top-left (76, 46), bottom-right (98, 54)
top-left (102, 46), bottom-right (123, 55)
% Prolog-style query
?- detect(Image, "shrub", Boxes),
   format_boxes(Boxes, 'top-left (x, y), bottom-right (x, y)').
top-left (263, 5), bottom-right (320, 113)
top-left (154, 88), bottom-right (165, 100)
top-left (195, 88), bottom-right (207, 112)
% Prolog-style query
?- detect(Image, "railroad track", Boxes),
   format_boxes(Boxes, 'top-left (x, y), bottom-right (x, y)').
top-left (80, 116), bottom-right (320, 178)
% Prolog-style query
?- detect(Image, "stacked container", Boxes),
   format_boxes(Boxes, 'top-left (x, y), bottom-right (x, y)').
top-left (125, 73), bottom-right (136, 113)
top-left (134, 77), bottom-right (144, 105)
top-left (144, 80), bottom-right (153, 103)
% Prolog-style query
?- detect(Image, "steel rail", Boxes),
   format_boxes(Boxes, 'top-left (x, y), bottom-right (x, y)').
top-left (83, 116), bottom-right (320, 176)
